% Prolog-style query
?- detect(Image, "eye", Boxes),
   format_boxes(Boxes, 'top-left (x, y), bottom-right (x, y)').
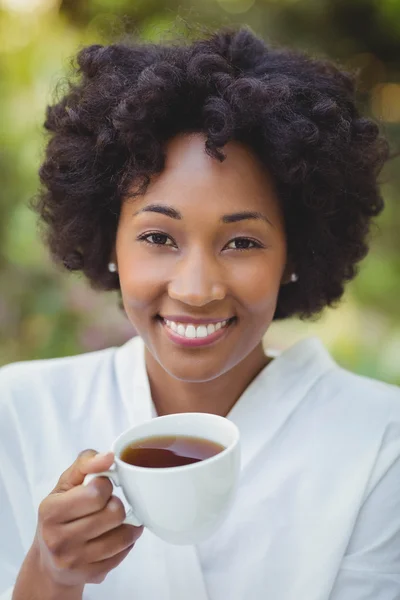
top-left (138, 232), bottom-right (176, 247)
top-left (224, 237), bottom-right (263, 251)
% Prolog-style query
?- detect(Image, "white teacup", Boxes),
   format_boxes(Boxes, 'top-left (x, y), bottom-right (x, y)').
top-left (83, 412), bottom-right (240, 545)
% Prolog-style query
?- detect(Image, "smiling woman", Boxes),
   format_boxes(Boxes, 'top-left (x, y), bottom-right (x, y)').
top-left (1, 25), bottom-right (400, 600)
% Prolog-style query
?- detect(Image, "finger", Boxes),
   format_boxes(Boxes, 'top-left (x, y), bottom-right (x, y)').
top-left (42, 476), bottom-right (113, 523)
top-left (86, 544), bottom-right (135, 584)
top-left (53, 450), bottom-right (114, 493)
top-left (52, 450), bottom-right (97, 493)
top-left (85, 524), bottom-right (143, 564)
top-left (65, 495), bottom-right (129, 541)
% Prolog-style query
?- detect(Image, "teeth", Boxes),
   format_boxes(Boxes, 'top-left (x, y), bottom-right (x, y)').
top-left (163, 319), bottom-right (231, 339)
top-left (177, 324), bottom-right (186, 336)
top-left (197, 326), bottom-right (208, 338)
top-left (185, 325), bottom-right (196, 339)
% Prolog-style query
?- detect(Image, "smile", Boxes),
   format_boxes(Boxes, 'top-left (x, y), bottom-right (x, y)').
top-left (164, 319), bottom-right (230, 339)
top-left (159, 316), bottom-right (235, 347)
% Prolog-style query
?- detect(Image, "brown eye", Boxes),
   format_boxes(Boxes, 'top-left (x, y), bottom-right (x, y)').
top-left (225, 238), bottom-right (261, 250)
top-left (139, 232), bottom-right (175, 247)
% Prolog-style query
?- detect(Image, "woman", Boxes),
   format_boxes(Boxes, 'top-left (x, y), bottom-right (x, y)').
top-left (1, 25), bottom-right (399, 600)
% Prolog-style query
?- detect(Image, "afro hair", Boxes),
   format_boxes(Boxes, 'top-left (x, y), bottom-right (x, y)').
top-left (35, 26), bottom-right (389, 319)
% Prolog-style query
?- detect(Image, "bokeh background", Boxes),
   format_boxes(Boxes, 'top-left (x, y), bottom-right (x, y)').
top-left (0, 0), bottom-right (399, 384)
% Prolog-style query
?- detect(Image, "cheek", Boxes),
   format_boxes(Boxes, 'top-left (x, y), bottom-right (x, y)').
top-left (231, 254), bottom-right (284, 312)
top-left (117, 250), bottom-right (169, 310)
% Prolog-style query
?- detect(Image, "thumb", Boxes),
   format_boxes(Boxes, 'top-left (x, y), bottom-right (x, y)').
top-left (53, 449), bottom-right (114, 493)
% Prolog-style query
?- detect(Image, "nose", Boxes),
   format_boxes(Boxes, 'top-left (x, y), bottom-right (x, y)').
top-left (167, 250), bottom-right (226, 307)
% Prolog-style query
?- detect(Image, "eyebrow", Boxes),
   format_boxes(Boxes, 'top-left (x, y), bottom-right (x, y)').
top-left (134, 204), bottom-right (273, 227)
top-left (134, 204), bottom-right (182, 219)
top-left (221, 211), bottom-right (274, 227)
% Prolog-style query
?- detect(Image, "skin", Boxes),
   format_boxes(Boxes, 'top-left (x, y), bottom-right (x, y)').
top-left (115, 132), bottom-right (291, 416)
top-left (13, 451), bottom-right (142, 600)
top-left (13, 132), bottom-right (291, 598)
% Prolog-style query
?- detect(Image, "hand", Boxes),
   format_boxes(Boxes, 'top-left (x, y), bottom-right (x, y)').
top-left (14, 450), bottom-right (143, 599)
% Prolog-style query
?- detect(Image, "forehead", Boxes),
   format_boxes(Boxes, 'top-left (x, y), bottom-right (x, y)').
top-left (124, 132), bottom-right (283, 223)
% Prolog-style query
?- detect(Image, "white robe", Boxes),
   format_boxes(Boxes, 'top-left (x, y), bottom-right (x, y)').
top-left (0, 336), bottom-right (399, 599)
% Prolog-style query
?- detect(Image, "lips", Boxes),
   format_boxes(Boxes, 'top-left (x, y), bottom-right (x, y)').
top-left (163, 318), bottom-right (230, 339)
top-left (160, 315), bottom-right (233, 325)
top-left (158, 316), bottom-right (235, 347)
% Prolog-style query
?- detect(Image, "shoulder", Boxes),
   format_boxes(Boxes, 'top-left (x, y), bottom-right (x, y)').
top-left (310, 358), bottom-right (400, 467)
top-left (0, 345), bottom-right (116, 397)
top-left (276, 336), bottom-right (400, 417)
top-left (321, 363), bottom-right (400, 417)
top-left (280, 336), bottom-right (400, 436)
top-left (292, 342), bottom-right (400, 495)
top-left (0, 337), bottom-right (140, 412)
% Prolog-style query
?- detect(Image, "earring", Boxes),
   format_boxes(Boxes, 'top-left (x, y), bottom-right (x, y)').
top-left (290, 273), bottom-right (298, 283)
top-left (108, 262), bottom-right (117, 273)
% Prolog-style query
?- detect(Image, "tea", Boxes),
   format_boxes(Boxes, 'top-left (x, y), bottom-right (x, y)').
top-left (120, 435), bottom-right (225, 468)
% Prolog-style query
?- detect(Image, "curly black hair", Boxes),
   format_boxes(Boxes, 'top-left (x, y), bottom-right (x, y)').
top-left (35, 25), bottom-right (389, 320)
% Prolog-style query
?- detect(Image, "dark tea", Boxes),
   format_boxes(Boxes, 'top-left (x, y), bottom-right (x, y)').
top-left (120, 435), bottom-right (226, 468)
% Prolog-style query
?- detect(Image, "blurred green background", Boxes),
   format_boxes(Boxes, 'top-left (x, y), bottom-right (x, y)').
top-left (0, 0), bottom-right (399, 384)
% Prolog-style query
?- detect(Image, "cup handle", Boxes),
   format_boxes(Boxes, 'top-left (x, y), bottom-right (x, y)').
top-left (83, 470), bottom-right (143, 527)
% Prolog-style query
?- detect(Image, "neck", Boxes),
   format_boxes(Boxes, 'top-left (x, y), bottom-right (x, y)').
top-left (145, 343), bottom-right (271, 417)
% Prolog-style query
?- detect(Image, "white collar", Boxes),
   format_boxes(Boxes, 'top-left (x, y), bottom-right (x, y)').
top-left (114, 335), bottom-right (335, 447)
top-left (114, 335), bottom-right (156, 427)
top-left (227, 337), bottom-right (336, 471)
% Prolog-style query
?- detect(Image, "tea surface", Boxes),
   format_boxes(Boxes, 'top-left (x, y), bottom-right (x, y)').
top-left (120, 435), bottom-right (225, 468)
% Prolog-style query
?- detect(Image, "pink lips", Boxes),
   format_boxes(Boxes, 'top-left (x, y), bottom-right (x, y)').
top-left (160, 318), bottom-right (233, 348)
top-left (161, 315), bottom-right (232, 324)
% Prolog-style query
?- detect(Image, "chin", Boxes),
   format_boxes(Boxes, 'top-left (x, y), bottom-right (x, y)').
top-left (139, 318), bottom-right (264, 384)
top-left (155, 352), bottom-right (237, 384)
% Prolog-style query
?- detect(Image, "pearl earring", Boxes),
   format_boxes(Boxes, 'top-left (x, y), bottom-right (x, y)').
top-left (290, 273), bottom-right (298, 283)
top-left (108, 262), bottom-right (117, 273)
